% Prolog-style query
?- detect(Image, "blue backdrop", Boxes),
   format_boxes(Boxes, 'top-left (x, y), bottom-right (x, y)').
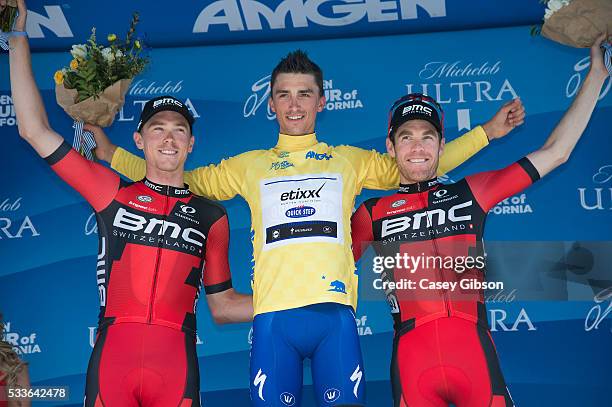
top-left (1, 13), bottom-right (611, 407)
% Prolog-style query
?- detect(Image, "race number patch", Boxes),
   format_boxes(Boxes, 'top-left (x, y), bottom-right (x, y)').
top-left (260, 173), bottom-right (344, 250)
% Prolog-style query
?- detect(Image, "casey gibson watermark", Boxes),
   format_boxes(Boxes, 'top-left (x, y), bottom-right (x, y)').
top-left (370, 253), bottom-right (504, 292)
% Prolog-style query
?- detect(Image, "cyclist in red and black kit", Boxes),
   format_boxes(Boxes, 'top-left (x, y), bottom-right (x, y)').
top-left (351, 36), bottom-right (610, 407)
top-left (8, 3), bottom-right (253, 405)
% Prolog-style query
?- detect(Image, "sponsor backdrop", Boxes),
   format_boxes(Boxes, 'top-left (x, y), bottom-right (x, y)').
top-left (0, 3), bottom-right (611, 406)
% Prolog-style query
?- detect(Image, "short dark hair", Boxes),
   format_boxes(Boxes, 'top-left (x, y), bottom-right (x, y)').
top-left (270, 50), bottom-right (324, 97)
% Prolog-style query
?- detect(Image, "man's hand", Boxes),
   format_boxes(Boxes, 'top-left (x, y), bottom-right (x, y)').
top-left (83, 123), bottom-right (117, 163)
top-left (588, 32), bottom-right (610, 81)
top-left (481, 98), bottom-right (525, 141)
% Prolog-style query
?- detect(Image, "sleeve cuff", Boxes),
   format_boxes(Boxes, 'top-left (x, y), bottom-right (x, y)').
top-left (517, 157), bottom-right (541, 183)
top-left (110, 147), bottom-right (126, 170)
top-left (205, 280), bottom-right (233, 295)
top-left (472, 125), bottom-right (489, 147)
top-left (44, 141), bottom-right (72, 165)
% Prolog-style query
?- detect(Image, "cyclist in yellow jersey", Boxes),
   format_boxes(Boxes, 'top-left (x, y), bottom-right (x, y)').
top-left (90, 51), bottom-right (525, 406)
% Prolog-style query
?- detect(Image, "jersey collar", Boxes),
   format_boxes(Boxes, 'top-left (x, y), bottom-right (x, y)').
top-left (143, 178), bottom-right (191, 198)
top-left (398, 178), bottom-right (439, 194)
top-left (275, 133), bottom-right (318, 152)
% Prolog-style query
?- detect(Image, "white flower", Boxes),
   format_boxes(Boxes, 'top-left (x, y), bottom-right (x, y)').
top-left (545, 0), bottom-right (571, 19)
top-left (70, 44), bottom-right (88, 59)
top-left (101, 47), bottom-right (123, 62)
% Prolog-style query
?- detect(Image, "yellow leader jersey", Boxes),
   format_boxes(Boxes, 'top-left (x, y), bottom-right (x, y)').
top-left (111, 128), bottom-right (488, 315)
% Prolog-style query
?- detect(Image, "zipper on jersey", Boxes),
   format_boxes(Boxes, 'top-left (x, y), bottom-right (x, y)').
top-left (418, 182), bottom-right (451, 318)
top-left (147, 187), bottom-right (169, 324)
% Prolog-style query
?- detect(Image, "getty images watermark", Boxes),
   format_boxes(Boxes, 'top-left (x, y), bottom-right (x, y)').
top-left (370, 253), bottom-right (504, 292)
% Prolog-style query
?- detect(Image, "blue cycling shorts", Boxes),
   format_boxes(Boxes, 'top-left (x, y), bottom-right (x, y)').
top-left (250, 302), bottom-right (365, 406)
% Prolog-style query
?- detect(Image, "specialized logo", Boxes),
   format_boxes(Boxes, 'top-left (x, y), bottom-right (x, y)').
top-left (113, 207), bottom-right (206, 246)
top-left (280, 184), bottom-right (325, 201)
top-left (137, 195), bottom-right (153, 203)
top-left (280, 392), bottom-right (296, 406)
top-left (253, 369), bottom-right (267, 401)
top-left (305, 151), bottom-right (333, 160)
top-left (328, 280), bottom-right (347, 294)
top-left (285, 206), bottom-right (316, 219)
top-left (381, 201), bottom-right (472, 237)
top-left (350, 364), bottom-right (363, 398)
top-left (402, 103), bottom-right (433, 117)
top-left (323, 388), bottom-right (341, 403)
top-left (391, 199), bottom-right (406, 208)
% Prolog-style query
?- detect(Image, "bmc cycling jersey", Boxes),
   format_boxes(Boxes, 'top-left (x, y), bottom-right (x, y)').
top-left (111, 129), bottom-right (489, 315)
top-left (352, 157), bottom-right (540, 331)
top-left (351, 158), bottom-right (540, 407)
top-left (46, 141), bottom-right (232, 333)
top-left (45, 141), bottom-right (232, 406)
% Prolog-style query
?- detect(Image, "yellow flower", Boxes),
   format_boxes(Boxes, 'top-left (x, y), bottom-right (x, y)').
top-left (69, 59), bottom-right (79, 70)
top-left (107, 33), bottom-right (117, 42)
top-left (134, 40), bottom-right (141, 49)
top-left (54, 70), bottom-right (64, 85)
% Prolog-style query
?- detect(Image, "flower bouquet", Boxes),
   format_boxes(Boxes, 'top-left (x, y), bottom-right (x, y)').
top-left (54, 13), bottom-right (148, 159)
top-left (540, 0), bottom-right (611, 48)
top-left (0, 0), bottom-right (17, 49)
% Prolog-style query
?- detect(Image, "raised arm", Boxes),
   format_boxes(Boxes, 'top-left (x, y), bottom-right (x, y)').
top-left (527, 34), bottom-right (610, 177)
top-left (8, 0), bottom-right (62, 157)
top-left (9, 0), bottom-right (118, 211)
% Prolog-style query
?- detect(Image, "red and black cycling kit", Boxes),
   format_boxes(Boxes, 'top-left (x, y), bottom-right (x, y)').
top-left (351, 157), bottom-right (540, 407)
top-left (45, 141), bottom-right (232, 407)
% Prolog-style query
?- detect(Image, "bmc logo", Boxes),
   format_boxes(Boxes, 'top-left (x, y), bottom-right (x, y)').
top-left (153, 97), bottom-right (183, 109)
top-left (402, 104), bottom-right (433, 116)
top-left (113, 207), bottom-right (206, 246)
top-left (381, 201), bottom-right (472, 237)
